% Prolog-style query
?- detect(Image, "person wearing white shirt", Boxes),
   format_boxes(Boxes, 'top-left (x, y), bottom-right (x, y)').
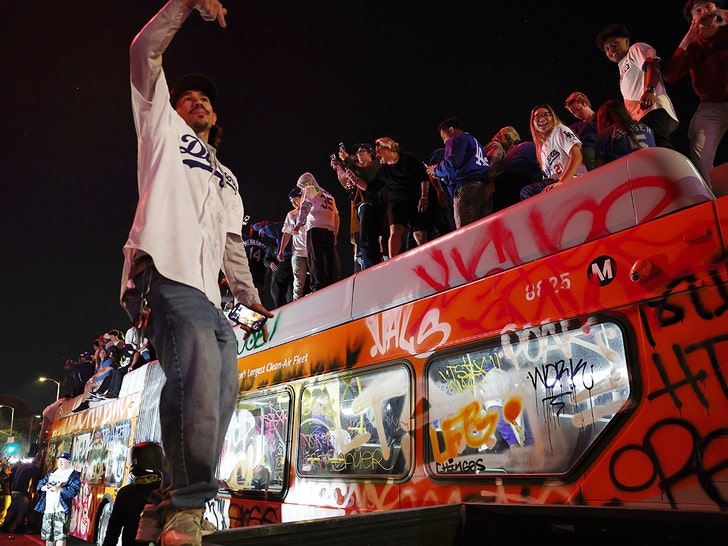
top-left (119, 1), bottom-right (273, 544)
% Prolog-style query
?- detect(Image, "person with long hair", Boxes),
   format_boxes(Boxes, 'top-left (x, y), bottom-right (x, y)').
top-left (519, 104), bottom-right (588, 199)
top-left (594, 99), bottom-right (656, 167)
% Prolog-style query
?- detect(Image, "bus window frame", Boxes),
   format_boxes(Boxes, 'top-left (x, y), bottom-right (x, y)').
top-left (295, 361), bottom-right (415, 483)
top-left (423, 313), bottom-right (640, 484)
top-left (219, 385), bottom-right (294, 501)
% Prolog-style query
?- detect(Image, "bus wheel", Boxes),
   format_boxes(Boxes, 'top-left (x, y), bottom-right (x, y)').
top-left (96, 501), bottom-right (115, 546)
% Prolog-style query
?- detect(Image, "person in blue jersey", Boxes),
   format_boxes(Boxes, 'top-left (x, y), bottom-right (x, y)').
top-left (242, 224), bottom-right (270, 305)
top-left (255, 220), bottom-right (293, 308)
top-left (492, 141), bottom-right (542, 212)
top-left (594, 99), bottom-right (656, 167)
top-left (426, 117), bottom-right (490, 228)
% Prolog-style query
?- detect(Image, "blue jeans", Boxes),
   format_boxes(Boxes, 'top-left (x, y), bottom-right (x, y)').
top-left (357, 203), bottom-right (383, 269)
top-left (124, 267), bottom-right (238, 509)
top-left (520, 178), bottom-right (553, 200)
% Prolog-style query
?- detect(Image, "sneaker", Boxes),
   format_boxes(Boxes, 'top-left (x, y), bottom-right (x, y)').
top-left (135, 503), bottom-right (164, 543)
top-left (159, 508), bottom-right (205, 546)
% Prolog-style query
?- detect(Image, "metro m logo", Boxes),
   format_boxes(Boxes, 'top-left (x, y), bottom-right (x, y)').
top-left (588, 255), bottom-right (617, 286)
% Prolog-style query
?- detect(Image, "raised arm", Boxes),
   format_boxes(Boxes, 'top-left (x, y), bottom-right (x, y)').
top-left (130, 0), bottom-right (227, 102)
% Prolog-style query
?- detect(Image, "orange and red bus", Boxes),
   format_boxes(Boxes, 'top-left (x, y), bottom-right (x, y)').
top-left (43, 148), bottom-right (728, 543)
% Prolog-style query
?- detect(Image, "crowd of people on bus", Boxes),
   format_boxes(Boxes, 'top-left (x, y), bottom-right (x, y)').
top-left (237, 2), bottom-right (727, 309)
top-left (48, 325), bottom-right (158, 414)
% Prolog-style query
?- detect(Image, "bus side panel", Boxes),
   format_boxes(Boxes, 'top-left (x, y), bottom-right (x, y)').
top-left (579, 286), bottom-right (728, 510)
top-left (716, 194), bottom-right (728, 263)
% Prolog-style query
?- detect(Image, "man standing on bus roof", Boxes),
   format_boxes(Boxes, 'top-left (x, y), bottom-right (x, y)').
top-left (119, 1), bottom-right (273, 545)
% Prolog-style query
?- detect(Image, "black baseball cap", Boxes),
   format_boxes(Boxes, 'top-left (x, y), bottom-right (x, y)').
top-left (170, 74), bottom-right (217, 108)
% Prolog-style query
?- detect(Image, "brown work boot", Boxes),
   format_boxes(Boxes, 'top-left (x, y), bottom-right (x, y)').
top-left (201, 518), bottom-right (216, 536)
top-left (159, 508), bottom-right (207, 546)
top-left (135, 503), bottom-right (164, 543)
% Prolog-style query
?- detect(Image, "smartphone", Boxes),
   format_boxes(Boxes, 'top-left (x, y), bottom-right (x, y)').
top-left (227, 303), bottom-right (267, 332)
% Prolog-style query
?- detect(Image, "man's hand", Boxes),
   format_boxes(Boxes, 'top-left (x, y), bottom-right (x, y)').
top-left (181, 0), bottom-right (228, 28)
top-left (235, 303), bottom-right (274, 342)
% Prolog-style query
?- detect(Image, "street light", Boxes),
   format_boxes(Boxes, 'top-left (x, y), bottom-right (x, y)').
top-left (29, 414), bottom-right (42, 445)
top-left (39, 377), bottom-right (61, 401)
top-left (0, 405), bottom-right (15, 436)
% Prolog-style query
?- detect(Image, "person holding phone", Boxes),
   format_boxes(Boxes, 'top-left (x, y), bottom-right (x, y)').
top-left (34, 452), bottom-right (81, 546)
top-left (119, 1), bottom-right (273, 544)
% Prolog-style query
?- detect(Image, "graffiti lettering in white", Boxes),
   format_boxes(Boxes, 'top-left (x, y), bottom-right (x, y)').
top-left (367, 306), bottom-right (451, 357)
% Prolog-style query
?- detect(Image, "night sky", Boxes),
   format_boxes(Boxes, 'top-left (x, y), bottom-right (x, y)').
top-left (3, 0), bottom-right (724, 412)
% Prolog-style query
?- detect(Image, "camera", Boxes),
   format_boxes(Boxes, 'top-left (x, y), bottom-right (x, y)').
top-left (330, 153), bottom-right (344, 169)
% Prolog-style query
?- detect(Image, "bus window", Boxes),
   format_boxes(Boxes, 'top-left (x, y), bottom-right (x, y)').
top-left (101, 420), bottom-right (133, 486)
top-left (219, 389), bottom-right (291, 495)
top-left (426, 319), bottom-right (632, 477)
top-left (298, 364), bottom-right (412, 479)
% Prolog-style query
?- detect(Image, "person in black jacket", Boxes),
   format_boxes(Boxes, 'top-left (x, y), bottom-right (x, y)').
top-left (102, 442), bottom-right (166, 546)
top-left (1, 457), bottom-right (41, 537)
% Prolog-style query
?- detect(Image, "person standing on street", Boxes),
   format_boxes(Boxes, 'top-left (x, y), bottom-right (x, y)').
top-left (102, 443), bottom-right (166, 546)
top-left (1, 456), bottom-right (41, 539)
top-left (119, 1), bottom-right (273, 545)
top-left (34, 452), bottom-right (81, 546)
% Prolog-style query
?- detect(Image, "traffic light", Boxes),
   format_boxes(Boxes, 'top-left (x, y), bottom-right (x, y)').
top-left (3, 437), bottom-right (19, 457)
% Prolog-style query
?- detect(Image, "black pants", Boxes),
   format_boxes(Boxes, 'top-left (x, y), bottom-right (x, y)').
top-left (270, 258), bottom-right (293, 308)
top-left (640, 108), bottom-right (676, 150)
top-left (306, 227), bottom-right (337, 292)
top-left (357, 203), bottom-right (384, 270)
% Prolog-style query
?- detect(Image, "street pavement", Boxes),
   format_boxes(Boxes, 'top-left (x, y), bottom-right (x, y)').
top-left (0, 532), bottom-right (88, 545)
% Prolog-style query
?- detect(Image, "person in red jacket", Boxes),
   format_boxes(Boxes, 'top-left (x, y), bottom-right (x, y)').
top-left (662, 0), bottom-right (728, 186)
